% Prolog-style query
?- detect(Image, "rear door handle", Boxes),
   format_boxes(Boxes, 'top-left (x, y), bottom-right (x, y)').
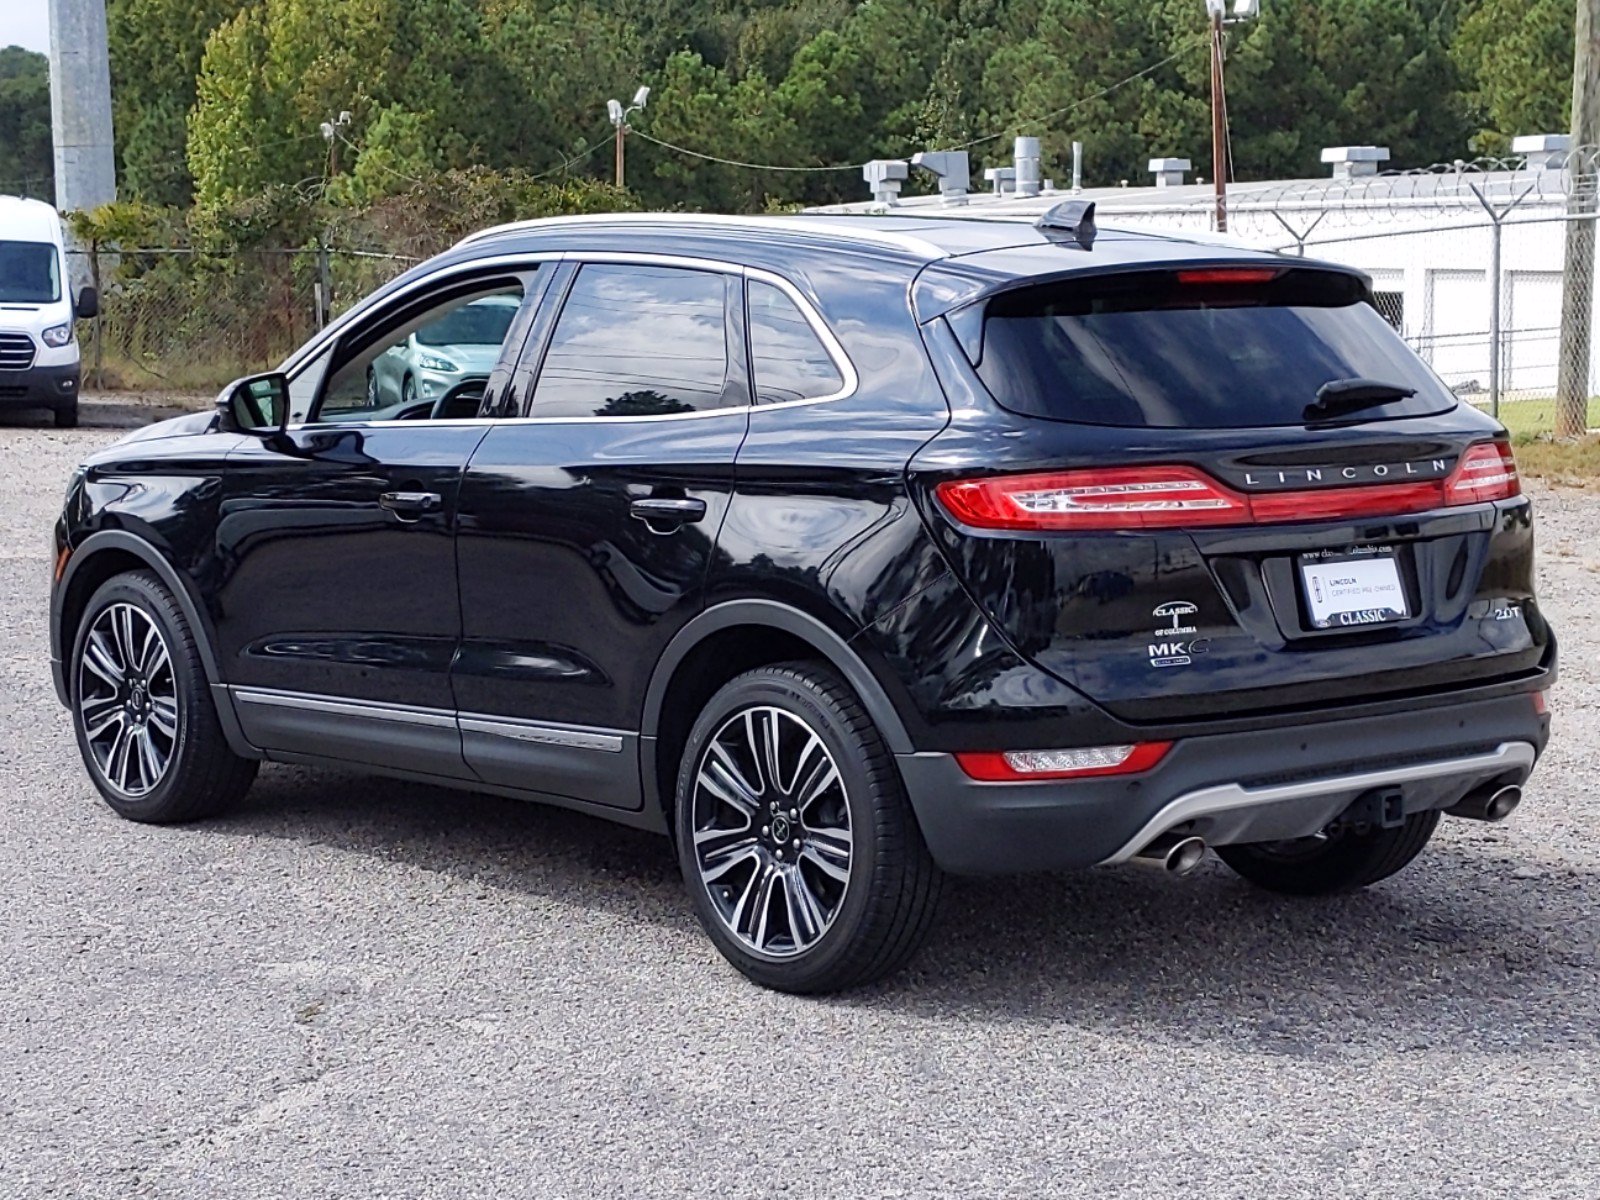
top-left (629, 496), bottom-right (707, 529)
top-left (380, 490), bottom-right (443, 518)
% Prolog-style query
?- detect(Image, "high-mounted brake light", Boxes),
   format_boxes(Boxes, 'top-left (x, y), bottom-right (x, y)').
top-left (956, 742), bottom-right (1174, 782)
top-left (936, 441), bottom-right (1521, 532)
top-left (1175, 267), bottom-right (1282, 285)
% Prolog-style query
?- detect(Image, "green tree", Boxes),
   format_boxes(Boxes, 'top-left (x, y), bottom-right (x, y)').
top-left (0, 46), bottom-right (53, 199)
top-left (108, 0), bottom-right (242, 204)
top-left (1453, 0), bottom-right (1575, 153)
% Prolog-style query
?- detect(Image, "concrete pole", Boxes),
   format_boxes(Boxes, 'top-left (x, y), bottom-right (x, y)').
top-left (48, 0), bottom-right (117, 216)
top-left (1209, 10), bottom-right (1228, 233)
top-left (1555, 0), bottom-right (1600, 439)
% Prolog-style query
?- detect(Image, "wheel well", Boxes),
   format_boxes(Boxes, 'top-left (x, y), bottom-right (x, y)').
top-left (59, 548), bottom-right (147, 674)
top-left (652, 624), bottom-right (820, 826)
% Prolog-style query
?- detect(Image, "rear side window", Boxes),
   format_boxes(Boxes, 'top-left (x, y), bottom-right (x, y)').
top-left (532, 264), bottom-right (730, 418)
top-left (747, 280), bottom-right (844, 404)
top-left (974, 268), bottom-right (1456, 428)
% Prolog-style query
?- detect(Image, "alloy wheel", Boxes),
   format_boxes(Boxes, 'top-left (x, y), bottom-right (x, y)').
top-left (76, 603), bottom-right (179, 797)
top-left (690, 705), bottom-right (853, 959)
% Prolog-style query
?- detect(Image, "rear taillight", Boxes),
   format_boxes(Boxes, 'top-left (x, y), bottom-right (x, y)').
top-left (936, 467), bottom-right (1249, 531)
top-left (1444, 440), bottom-right (1520, 504)
top-left (936, 441), bottom-right (1521, 532)
top-left (955, 742), bottom-right (1173, 782)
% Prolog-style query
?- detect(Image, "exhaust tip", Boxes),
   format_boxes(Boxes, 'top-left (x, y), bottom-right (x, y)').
top-left (1447, 782), bottom-right (1524, 823)
top-left (1485, 785), bottom-right (1522, 822)
top-left (1133, 833), bottom-right (1207, 876)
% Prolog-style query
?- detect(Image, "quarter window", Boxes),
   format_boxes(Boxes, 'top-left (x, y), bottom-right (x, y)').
top-left (747, 280), bottom-right (844, 404)
top-left (531, 264), bottom-right (730, 418)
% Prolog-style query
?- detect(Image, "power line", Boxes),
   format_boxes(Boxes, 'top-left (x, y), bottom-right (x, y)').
top-left (632, 37), bottom-right (1207, 174)
top-left (631, 130), bottom-right (866, 173)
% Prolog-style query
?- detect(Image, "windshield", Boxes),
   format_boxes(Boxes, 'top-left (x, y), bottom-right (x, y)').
top-left (0, 240), bottom-right (61, 305)
top-left (975, 268), bottom-right (1456, 428)
top-left (416, 299), bottom-right (518, 347)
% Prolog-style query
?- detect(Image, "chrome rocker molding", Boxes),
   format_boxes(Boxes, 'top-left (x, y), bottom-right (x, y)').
top-left (1102, 741), bottom-right (1539, 865)
top-left (231, 687), bottom-right (626, 748)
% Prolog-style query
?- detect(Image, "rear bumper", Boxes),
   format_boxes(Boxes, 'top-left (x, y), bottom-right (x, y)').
top-left (0, 362), bottom-right (78, 410)
top-left (896, 691), bottom-right (1549, 875)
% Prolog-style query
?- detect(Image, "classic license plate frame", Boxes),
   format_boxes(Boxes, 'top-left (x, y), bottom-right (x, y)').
top-left (1298, 546), bottom-right (1410, 630)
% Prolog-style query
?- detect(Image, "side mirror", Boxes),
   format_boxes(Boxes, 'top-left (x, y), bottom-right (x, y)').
top-left (216, 372), bottom-right (290, 435)
top-left (76, 286), bottom-right (99, 320)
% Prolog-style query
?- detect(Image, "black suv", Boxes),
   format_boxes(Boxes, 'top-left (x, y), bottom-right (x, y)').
top-left (50, 211), bottom-right (1553, 992)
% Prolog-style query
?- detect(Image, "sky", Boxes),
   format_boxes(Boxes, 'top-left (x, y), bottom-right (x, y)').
top-left (6, 0), bottom-right (52, 56)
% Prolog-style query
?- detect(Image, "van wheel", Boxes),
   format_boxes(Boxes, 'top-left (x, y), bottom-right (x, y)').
top-left (70, 570), bottom-right (257, 823)
top-left (674, 662), bottom-right (944, 993)
top-left (1216, 810), bottom-right (1440, 895)
top-left (54, 403), bottom-right (78, 429)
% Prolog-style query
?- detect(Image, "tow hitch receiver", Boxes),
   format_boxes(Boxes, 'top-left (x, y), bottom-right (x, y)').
top-left (1329, 787), bottom-right (1406, 837)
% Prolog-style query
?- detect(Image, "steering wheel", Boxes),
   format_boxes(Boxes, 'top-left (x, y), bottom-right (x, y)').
top-left (430, 379), bottom-right (487, 421)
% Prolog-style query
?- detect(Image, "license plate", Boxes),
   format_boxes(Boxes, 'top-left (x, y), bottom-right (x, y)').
top-left (1299, 547), bottom-right (1409, 630)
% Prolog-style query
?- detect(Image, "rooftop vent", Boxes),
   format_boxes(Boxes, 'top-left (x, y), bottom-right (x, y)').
top-left (1321, 146), bottom-right (1390, 179)
top-left (1013, 136), bottom-right (1043, 198)
top-left (1513, 134), bottom-right (1572, 171)
top-left (1148, 157), bottom-right (1191, 189)
top-left (862, 159), bottom-right (909, 205)
top-left (911, 151), bottom-right (970, 206)
top-left (984, 166), bottom-right (1016, 196)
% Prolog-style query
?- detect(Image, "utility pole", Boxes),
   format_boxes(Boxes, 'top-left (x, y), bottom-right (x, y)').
top-left (1203, 0), bottom-right (1259, 234)
top-left (1556, 0), bottom-right (1600, 439)
top-left (1208, 0), bottom-right (1228, 232)
top-left (606, 86), bottom-right (651, 190)
top-left (48, 0), bottom-right (116, 223)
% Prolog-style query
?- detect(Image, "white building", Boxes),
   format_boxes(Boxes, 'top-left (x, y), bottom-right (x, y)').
top-left (812, 137), bottom-right (1599, 404)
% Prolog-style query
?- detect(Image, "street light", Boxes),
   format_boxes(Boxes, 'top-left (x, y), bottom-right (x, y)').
top-left (1205, 0), bottom-right (1261, 232)
top-left (607, 85), bottom-right (651, 189)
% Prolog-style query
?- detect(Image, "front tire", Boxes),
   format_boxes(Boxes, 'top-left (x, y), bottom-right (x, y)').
top-left (54, 403), bottom-right (78, 429)
top-left (70, 571), bottom-right (257, 823)
top-left (1216, 810), bottom-right (1440, 895)
top-left (674, 662), bottom-right (943, 993)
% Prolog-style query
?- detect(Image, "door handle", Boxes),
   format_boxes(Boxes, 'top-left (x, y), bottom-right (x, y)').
top-left (629, 496), bottom-right (707, 530)
top-left (380, 490), bottom-right (443, 518)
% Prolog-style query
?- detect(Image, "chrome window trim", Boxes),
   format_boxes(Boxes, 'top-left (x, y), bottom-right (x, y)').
top-left (1099, 741), bottom-right (1538, 865)
top-left (282, 250), bottom-right (859, 431)
top-left (232, 687), bottom-right (457, 729)
top-left (455, 211), bottom-right (950, 260)
top-left (280, 251), bottom-right (565, 379)
top-left (459, 713), bottom-right (626, 754)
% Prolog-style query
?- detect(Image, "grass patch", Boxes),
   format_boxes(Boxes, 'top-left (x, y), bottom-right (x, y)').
top-left (1471, 397), bottom-right (1600, 440)
top-left (1511, 436), bottom-right (1600, 486)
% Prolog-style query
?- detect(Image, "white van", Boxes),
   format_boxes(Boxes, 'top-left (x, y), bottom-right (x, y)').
top-left (0, 196), bottom-right (98, 428)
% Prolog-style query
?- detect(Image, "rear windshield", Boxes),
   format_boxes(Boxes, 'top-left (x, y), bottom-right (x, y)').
top-left (974, 268), bottom-right (1456, 428)
top-left (0, 240), bottom-right (61, 305)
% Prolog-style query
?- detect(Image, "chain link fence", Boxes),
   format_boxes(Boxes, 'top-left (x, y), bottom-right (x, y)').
top-left (67, 246), bottom-right (419, 394)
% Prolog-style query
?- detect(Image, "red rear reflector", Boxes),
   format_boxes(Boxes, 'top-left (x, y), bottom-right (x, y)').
top-left (936, 441), bottom-right (1521, 531)
top-left (955, 742), bottom-right (1173, 782)
top-left (1532, 690), bottom-right (1549, 716)
top-left (1175, 267), bottom-right (1282, 285)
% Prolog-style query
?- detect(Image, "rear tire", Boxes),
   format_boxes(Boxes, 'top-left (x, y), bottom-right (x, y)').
top-left (674, 662), bottom-right (943, 993)
top-left (70, 570), bottom-right (257, 823)
top-left (54, 403), bottom-right (78, 429)
top-left (1216, 810), bottom-right (1440, 895)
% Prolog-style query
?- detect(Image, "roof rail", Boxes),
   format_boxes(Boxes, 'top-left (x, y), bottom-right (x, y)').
top-left (454, 211), bottom-right (950, 260)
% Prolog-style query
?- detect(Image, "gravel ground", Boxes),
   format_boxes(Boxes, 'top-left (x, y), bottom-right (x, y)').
top-left (3, 405), bottom-right (1598, 1198)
